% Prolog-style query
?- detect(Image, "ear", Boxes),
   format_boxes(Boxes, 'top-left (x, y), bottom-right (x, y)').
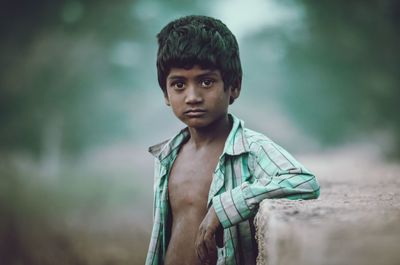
top-left (229, 85), bottom-right (241, 104)
top-left (164, 93), bottom-right (171, 106)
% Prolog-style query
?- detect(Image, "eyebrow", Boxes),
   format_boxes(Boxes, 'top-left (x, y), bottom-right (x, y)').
top-left (167, 70), bottom-right (220, 81)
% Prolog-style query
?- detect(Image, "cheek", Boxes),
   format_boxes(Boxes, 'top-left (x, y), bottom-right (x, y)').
top-left (168, 96), bottom-right (184, 113)
top-left (169, 94), bottom-right (181, 104)
top-left (216, 92), bottom-right (231, 106)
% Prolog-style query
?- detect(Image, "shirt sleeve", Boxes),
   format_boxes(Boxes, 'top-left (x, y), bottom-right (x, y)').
top-left (212, 141), bottom-right (320, 229)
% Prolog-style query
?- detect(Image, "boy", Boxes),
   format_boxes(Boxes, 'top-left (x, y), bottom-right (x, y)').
top-left (146, 15), bottom-right (320, 265)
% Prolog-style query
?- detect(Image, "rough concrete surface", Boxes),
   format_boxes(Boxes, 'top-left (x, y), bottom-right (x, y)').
top-left (255, 145), bottom-right (400, 265)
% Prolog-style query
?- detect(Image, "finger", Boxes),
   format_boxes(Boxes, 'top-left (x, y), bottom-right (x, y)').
top-left (204, 230), bottom-right (217, 260)
top-left (195, 234), bottom-right (208, 262)
top-left (197, 242), bottom-right (208, 262)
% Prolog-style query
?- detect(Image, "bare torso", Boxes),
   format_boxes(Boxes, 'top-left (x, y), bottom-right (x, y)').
top-left (164, 140), bottom-right (224, 265)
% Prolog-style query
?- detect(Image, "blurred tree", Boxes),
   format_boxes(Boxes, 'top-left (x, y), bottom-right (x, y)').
top-left (0, 0), bottom-right (143, 157)
top-left (0, 0), bottom-right (211, 160)
top-left (280, 0), bottom-right (400, 156)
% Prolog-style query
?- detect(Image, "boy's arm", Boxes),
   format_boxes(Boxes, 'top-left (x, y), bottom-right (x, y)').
top-left (212, 141), bottom-right (320, 229)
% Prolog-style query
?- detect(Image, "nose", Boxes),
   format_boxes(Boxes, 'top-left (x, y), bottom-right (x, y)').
top-left (185, 84), bottom-right (203, 104)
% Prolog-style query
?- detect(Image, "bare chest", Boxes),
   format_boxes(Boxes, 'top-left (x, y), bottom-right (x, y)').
top-left (168, 147), bottom-right (221, 214)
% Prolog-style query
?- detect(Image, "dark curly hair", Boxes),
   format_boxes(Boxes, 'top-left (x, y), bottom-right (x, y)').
top-left (156, 15), bottom-right (242, 95)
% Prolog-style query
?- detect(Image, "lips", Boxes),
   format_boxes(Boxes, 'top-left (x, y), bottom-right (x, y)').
top-left (184, 108), bottom-right (206, 116)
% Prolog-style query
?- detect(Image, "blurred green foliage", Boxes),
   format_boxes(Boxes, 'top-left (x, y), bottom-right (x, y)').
top-left (280, 0), bottom-right (400, 154)
top-left (1, 0), bottom-right (399, 157)
top-left (0, 0), bottom-right (144, 154)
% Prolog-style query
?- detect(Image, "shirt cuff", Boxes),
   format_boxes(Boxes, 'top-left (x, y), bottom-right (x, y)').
top-left (212, 185), bottom-right (253, 229)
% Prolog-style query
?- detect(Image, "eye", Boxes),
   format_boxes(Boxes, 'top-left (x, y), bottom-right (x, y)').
top-left (200, 79), bottom-right (214, 88)
top-left (171, 81), bottom-right (185, 90)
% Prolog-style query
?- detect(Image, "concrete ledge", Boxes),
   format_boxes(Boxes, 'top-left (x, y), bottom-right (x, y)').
top-left (254, 150), bottom-right (400, 265)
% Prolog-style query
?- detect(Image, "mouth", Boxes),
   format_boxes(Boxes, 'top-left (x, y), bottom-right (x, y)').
top-left (184, 109), bottom-right (206, 117)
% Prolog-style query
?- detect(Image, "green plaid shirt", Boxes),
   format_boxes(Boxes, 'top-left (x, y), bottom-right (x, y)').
top-left (145, 114), bottom-right (320, 265)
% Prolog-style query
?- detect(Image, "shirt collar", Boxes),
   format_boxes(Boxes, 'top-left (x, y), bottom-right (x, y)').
top-left (223, 114), bottom-right (249, 156)
top-left (148, 127), bottom-right (190, 164)
top-left (148, 114), bottom-right (250, 163)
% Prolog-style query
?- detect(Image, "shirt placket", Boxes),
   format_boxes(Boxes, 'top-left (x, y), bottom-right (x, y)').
top-left (157, 162), bottom-right (170, 258)
top-left (208, 156), bottom-right (226, 208)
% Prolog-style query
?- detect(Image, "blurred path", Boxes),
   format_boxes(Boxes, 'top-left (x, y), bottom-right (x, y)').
top-left (255, 144), bottom-right (400, 265)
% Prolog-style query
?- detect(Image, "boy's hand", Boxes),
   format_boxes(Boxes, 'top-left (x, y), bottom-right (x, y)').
top-left (195, 206), bottom-right (223, 264)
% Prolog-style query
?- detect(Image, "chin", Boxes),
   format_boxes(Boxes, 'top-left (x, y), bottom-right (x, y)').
top-left (182, 118), bottom-right (213, 128)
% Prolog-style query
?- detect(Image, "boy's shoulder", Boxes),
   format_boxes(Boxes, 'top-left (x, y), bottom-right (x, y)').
top-left (148, 127), bottom-right (190, 160)
top-left (241, 126), bottom-right (275, 152)
top-left (224, 114), bottom-right (287, 159)
top-left (148, 138), bottom-right (170, 157)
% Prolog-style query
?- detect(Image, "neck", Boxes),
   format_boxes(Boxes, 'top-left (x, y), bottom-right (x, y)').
top-left (187, 114), bottom-right (232, 149)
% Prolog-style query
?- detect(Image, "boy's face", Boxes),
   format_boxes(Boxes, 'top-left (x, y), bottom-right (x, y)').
top-left (164, 65), bottom-right (240, 129)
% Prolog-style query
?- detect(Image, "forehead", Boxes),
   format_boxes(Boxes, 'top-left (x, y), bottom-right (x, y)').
top-left (167, 65), bottom-right (221, 79)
